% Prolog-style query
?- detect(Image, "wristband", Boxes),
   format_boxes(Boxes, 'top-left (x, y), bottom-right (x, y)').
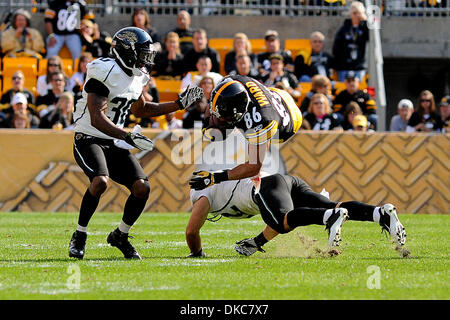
top-left (48, 33), bottom-right (56, 38)
top-left (214, 170), bottom-right (229, 184)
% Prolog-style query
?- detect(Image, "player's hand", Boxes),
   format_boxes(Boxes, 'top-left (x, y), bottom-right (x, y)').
top-left (124, 132), bottom-right (154, 151)
top-left (235, 238), bottom-right (266, 256)
top-left (176, 85), bottom-right (204, 111)
top-left (186, 249), bottom-right (206, 258)
top-left (189, 170), bottom-right (229, 190)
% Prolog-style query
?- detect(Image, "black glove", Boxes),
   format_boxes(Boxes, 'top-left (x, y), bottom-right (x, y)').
top-left (123, 132), bottom-right (154, 151)
top-left (186, 249), bottom-right (206, 258)
top-left (176, 85), bottom-right (204, 111)
top-left (189, 170), bottom-right (229, 190)
top-left (235, 238), bottom-right (266, 256)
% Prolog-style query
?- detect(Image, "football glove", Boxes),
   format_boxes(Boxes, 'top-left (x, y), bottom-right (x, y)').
top-left (124, 132), bottom-right (154, 151)
top-left (235, 238), bottom-right (266, 256)
top-left (189, 170), bottom-right (229, 190)
top-left (176, 85), bottom-right (204, 111)
top-left (186, 249), bottom-right (206, 258)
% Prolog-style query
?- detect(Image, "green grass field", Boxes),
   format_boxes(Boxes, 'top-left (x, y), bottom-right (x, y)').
top-left (0, 212), bottom-right (448, 300)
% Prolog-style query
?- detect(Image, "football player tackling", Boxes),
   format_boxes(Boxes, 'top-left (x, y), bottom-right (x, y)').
top-left (186, 174), bottom-right (407, 257)
top-left (69, 27), bottom-right (203, 260)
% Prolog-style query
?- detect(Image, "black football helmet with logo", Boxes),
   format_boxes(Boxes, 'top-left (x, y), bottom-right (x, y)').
top-left (110, 27), bottom-right (156, 76)
top-left (210, 78), bottom-right (250, 125)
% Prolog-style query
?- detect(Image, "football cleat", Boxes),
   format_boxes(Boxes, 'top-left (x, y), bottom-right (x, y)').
top-left (107, 228), bottom-right (142, 260)
top-left (235, 237), bottom-right (266, 256)
top-left (379, 204), bottom-right (406, 246)
top-left (325, 208), bottom-right (349, 247)
top-left (69, 230), bottom-right (87, 259)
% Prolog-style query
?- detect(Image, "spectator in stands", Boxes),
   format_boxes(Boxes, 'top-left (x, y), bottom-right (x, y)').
top-left (0, 9), bottom-right (45, 59)
top-left (132, 8), bottom-right (161, 52)
top-left (183, 29), bottom-right (221, 74)
top-left (2, 92), bottom-right (40, 128)
top-left (332, 71), bottom-right (377, 129)
top-left (439, 95), bottom-right (450, 133)
top-left (301, 93), bottom-right (341, 131)
top-left (45, 0), bottom-right (88, 61)
top-left (152, 112), bottom-right (183, 130)
top-left (294, 31), bottom-right (333, 82)
top-left (11, 111), bottom-right (31, 129)
top-left (39, 92), bottom-right (74, 130)
top-left (171, 10), bottom-right (194, 55)
top-left (153, 32), bottom-right (185, 78)
top-left (257, 29), bottom-right (294, 76)
top-left (37, 55), bottom-right (64, 96)
top-left (341, 101), bottom-right (362, 131)
top-left (299, 74), bottom-right (332, 114)
top-left (228, 54), bottom-right (260, 79)
top-left (183, 76), bottom-right (212, 129)
top-left (406, 90), bottom-right (443, 132)
top-left (352, 114), bottom-right (374, 132)
top-left (390, 99), bottom-right (414, 132)
top-left (261, 54), bottom-right (301, 100)
top-left (36, 71), bottom-right (69, 118)
top-left (79, 19), bottom-right (111, 58)
top-left (1, 71), bottom-right (35, 105)
top-left (181, 56), bottom-right (223, 90)
top-left (224, 33), bottom-right (257, 75)
top-left (68, 52), bottom-right (92, 104)
top-left (332, 1), bottom-right (369, 82)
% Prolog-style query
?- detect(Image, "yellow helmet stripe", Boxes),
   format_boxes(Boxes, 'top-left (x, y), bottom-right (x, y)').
top-left (211, 80), bottom-right (239, 113)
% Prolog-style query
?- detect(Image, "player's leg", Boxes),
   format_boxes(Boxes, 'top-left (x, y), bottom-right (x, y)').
top-left (288, 176), bottom-right (406, 246)
top-left (106, 146), bottom-right (150, 259)
top-left (70, 137), bottom-right (111, 259)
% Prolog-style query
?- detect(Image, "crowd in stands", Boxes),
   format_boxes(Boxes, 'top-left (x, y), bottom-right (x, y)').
top-left (0, 1), bottom-right (448, 133)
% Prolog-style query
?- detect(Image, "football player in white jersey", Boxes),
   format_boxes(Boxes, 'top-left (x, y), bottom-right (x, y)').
top-left (69, 27), bottom-right (203, 260)
top-left (186, 173), bottom-right (406, 257)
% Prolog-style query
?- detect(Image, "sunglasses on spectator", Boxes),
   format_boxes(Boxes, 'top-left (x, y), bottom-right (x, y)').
top-left (52, 78), bottom-right (64, 82)
top-left (48, 63), bottom-right (60, 67)
top-left (420, 99), bottom-right (431, 103)
top-left (12, 76), bottom-right (23, 80)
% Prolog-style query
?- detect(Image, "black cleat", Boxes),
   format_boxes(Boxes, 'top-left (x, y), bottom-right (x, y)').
top-left (107, 228), bottom-right (142, 260)
top-left (69, 230), bottom-right (87, 259)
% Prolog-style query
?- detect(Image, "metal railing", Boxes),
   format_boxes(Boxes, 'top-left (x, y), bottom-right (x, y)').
top-left (0, 1), bottom-right (448, 17)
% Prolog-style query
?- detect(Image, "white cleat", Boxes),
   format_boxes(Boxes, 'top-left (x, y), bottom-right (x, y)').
top-left (325, 208), bottom-right (349, 247)
top-left (379, 204), bottom-right (407, 246)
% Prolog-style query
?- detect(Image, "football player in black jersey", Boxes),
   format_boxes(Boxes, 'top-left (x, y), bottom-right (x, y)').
top-left (189, 75), bottom-right (302, 192)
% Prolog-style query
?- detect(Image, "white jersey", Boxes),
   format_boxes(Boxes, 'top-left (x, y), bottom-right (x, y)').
top-left (73, 58), bottom-right (149, 139)
top-left (190, 178), bottom-right (260, 219)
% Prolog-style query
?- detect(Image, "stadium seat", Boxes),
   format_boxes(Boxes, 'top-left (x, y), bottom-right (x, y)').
top-left (1, 57), bottom-right (38, 95)
top-left (284, 39), bottom-right (311, 60)
top-left (155, 78), bottom-right (182, 102)
top-left (249, 38), bottom-right (266, 54)
top-left (297, 82), bottom-right (312, 106)
top-left (58, 45), bottom-right (72, 60)
top-left (61, 59), bottom-right (74, 77)
top-left (208, 38), bottom-right (234, 75)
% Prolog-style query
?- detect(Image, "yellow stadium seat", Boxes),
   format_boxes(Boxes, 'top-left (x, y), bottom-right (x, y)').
top-left (61, 59), bottom-right (74, 77)
top-left (209, 38), bottom-right (234, 75)
top-left (284, 39), bottom-right (311, 60)
top-left (58, 45), bottom-right (72, 59)
top-left (38, 58), bottom-right (47, 76)
top-left (2, 57), bottom-right (38, 78)
top-left (155, 78), bottom-right (182, 102)
top-left (174, 109), bottom-right (185, 120)
top-left (249, 39), bottom-right (266, 54)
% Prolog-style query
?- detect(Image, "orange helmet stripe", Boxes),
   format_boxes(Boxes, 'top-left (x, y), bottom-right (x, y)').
top-left (211, 80), bottom-right (240, 113)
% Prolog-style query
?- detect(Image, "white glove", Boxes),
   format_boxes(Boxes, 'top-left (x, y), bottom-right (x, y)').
top-left (176, 85), bottom-right (204, 111)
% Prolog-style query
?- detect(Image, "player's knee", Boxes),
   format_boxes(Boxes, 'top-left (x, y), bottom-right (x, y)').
top-left (90, 176), bottom-right (109, 196)
top-left (132, 179), bottom-right (150, 199)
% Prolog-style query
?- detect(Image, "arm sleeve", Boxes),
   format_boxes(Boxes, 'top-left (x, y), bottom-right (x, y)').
top-left (84, 78), bottom-right (110, 97)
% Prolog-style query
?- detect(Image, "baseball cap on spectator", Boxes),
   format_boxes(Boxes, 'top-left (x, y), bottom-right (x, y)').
top-left (11, 93), bottom-right (28, 105)
top-left (268, 54), bottom-right (283, 61)
top-left (353, 114), bottom-right (368, 128)
top-left (264, 30), bottom-right (279, 41)
top-left (440, 95), bottom-right (450, 106)
top-left (397, 99), bottom-right (413, 110)
top-left (345, 71), bottom-right (357, 81)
